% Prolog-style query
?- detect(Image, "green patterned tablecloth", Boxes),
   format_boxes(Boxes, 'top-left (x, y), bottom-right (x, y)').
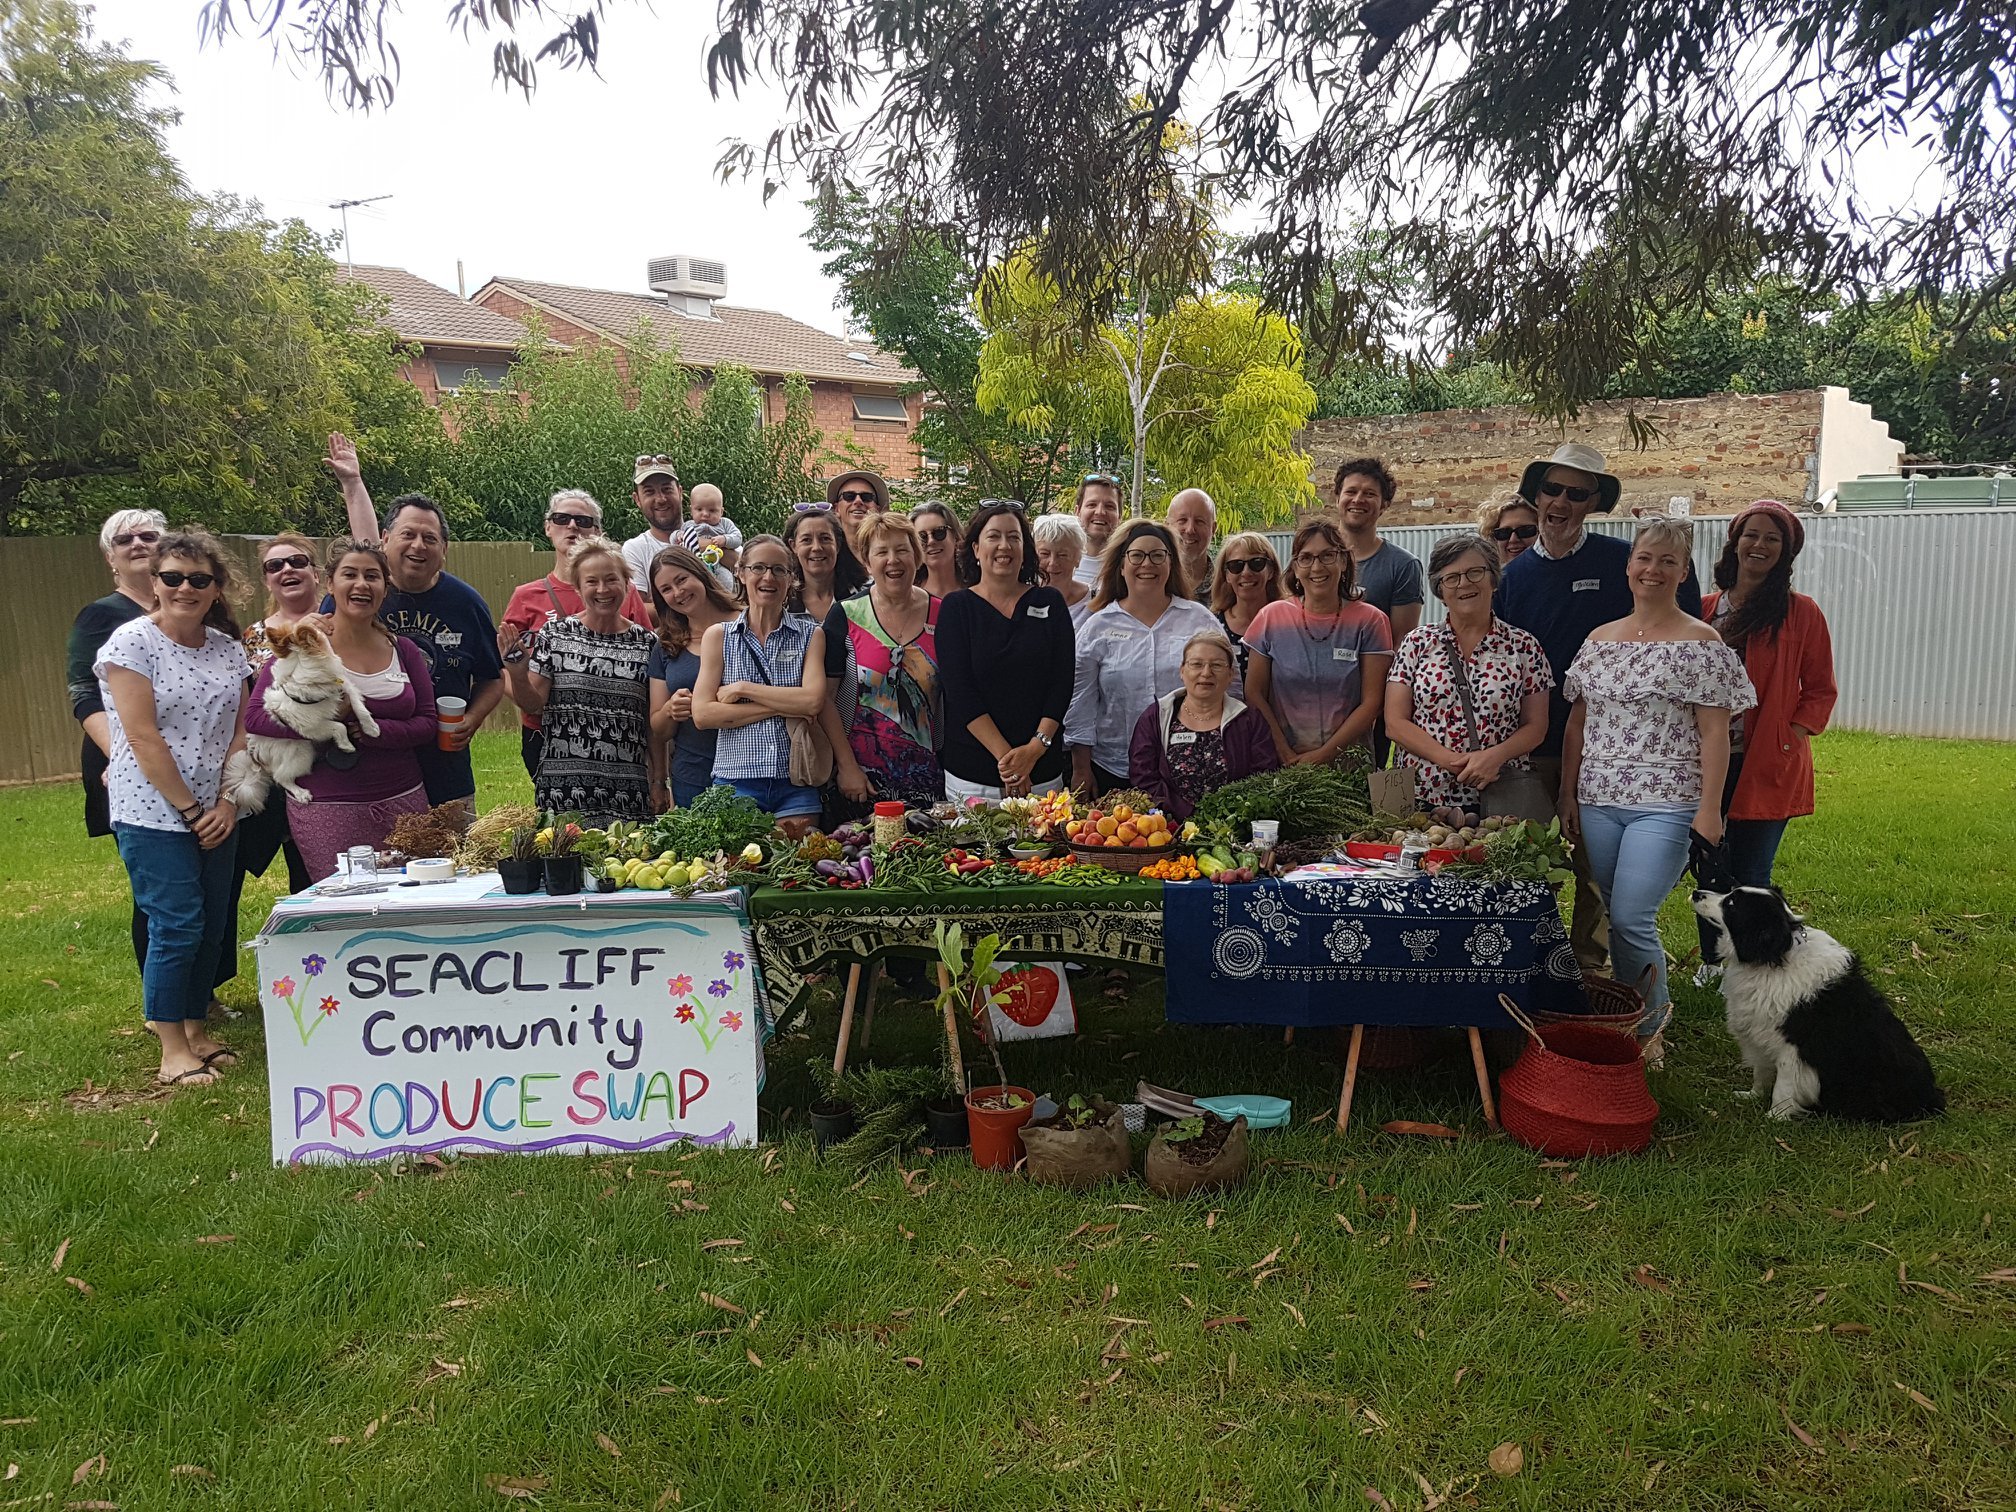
top-left (746, 882), bottom-right (1165, 1029)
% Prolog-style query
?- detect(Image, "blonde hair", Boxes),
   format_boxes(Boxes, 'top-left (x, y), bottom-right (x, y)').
top-left (855, 510), bottom-right (924, 566)
top-left (1632, 517), bottom-right (1694, 561)
top-left (1476, 493), bottom-right (1537, 535)
top-left (1180, 628), bottom-right (1237, 668)
top-left (259, 532), bottom-right (321, 617)
top-left (1208, 531), bottom-right (1284, 615)
top-left (561, 533), bottom-right (628, 588)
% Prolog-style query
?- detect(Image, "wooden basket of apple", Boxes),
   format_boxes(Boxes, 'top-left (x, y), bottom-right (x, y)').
top-left (1064, 803), bottom-right (1179, 873)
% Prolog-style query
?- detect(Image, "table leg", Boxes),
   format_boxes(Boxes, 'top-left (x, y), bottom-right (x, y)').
top-left (1334, 1024), bottom-right (1366, 1135)
top-left (833, 964), bottom-right (864, 1075)
top-left (858, 962), bottom-right (879, 1050)
top-left (1468, 1025), bottom-right (1498, 1128)
top-left (1282, 1026), bottom-right (1296, 1046)
top-left (937, 964), bottom-right (966, 1092)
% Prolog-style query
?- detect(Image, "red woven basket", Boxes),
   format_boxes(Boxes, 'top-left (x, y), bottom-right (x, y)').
top-left (1495, 997), bottom-right (1659, 1157)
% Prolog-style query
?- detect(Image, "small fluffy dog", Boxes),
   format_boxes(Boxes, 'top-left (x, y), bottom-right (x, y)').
top-left (223, 622), bottom-right (379, 811)
top-left (1692, 886), bottom-right (1944, 1123)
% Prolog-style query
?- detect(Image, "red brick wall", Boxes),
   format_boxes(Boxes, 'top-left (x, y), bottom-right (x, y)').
top-left (1301, 391), bottom-right (1825, 523)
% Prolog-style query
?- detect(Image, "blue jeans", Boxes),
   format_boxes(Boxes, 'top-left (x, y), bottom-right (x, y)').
top-left (114, 823), bottom-right (239, 1023)
top-left (724, 775), bottom-right (822, 818)
top-left (1577, 803), bottom-right (1693, 1034)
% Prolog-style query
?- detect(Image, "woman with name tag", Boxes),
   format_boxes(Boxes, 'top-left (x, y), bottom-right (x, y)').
top-left (1066, 518), bottom-right (1220, 795)
top-left (1241, 517), bottom-right (1394, 767)
top-left (1129, 629), bottom-right (1279, 819)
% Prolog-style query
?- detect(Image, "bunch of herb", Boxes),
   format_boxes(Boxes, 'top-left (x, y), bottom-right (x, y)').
top-left (647, 785), bottom-right (778, 861)
top-left (1438, 818), bottom-right (1575, 884)
top-left (870, 834), bottom-right (961, 892)
top-left (1191, 763), bottom-right (1370, 843)
top-left (809, 1062), bottom-right (945, 1170)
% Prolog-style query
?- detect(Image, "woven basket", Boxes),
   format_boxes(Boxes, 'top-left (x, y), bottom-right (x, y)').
top-left (1496, 997), bottom-right (1659, 1157)
top-left (1531, 973), bottom-right (1648, 1033)
top-left (1066, 840), bottom-right (1180, 874)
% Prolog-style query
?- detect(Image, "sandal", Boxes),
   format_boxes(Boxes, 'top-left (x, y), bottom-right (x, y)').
top-left (200, 1047), bottom-right (240, 1068)
top-left (156, 1066), bottom-right (219, 1088)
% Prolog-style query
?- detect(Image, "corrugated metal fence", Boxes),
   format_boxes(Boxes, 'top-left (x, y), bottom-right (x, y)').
top-left (5, 510), bottom-right (2011, 785)
top-left (1, 537), bottom-right (557, 787)
top-left (1262, 508), bottom-right (2016, 742)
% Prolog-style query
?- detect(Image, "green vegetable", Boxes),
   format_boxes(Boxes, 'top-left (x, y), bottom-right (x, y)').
top-left (1192, 763), bottom-right (1371, 844)
top-left (646, 785), bottom-right (777, 861)
top-left (1437, 818), bottom-right (1574, 883)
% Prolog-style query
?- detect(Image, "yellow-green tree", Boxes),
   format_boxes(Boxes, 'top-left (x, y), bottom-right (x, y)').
top-left (976, 251), bottom-right (1315, 532)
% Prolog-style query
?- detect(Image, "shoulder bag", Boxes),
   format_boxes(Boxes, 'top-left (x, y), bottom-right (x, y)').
top-left (1438, 629), bottom-right (1554, 823)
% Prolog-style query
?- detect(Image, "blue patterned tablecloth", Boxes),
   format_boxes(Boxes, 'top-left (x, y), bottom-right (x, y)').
top-left (1163, 873), bottom-right (1584, 1028)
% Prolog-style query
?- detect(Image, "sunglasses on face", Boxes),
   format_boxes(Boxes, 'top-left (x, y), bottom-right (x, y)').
top-left (792, 500), bottom-right (834, 513)
top-left (548, 511), bottom-right (598, 530)
top-left (155, 570), bottom-right (217, 590)
top-left (113, 530), bottom-right (161, 548)
top-left (837, 490), bottom-right (878, 504)
top-left (1220, 556), bottom-right (1271, 575)
top-left (1492, 524), bottom-right (1539, 541)
top-left (262, 554), bottom-right (313, 575)
top-left (917, 525), bottom-right (953, 544)
top-left (1537, 480), bottom-right (1596, 503)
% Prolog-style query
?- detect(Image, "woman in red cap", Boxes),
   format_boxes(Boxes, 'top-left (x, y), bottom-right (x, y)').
top-left (1695, 500), bottom-right (1837, 976)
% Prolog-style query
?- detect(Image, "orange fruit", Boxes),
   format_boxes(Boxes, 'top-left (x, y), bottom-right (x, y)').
top-left (1097, 817), bottom-right (1119, 837)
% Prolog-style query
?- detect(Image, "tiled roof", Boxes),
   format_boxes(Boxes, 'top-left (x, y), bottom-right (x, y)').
top-left (477, 275), bottom-right (917, 388)
top-left (341, 264), bottom-right (538, 351)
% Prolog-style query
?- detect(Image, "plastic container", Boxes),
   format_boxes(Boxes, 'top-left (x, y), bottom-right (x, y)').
top-left (873, 801), bottom-right (908, 849)
top-left (435, 695), bottom-right (468, 752)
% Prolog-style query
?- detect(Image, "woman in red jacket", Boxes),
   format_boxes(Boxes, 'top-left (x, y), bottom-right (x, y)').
top-left (1696, 500), bottom-right (1838, 969)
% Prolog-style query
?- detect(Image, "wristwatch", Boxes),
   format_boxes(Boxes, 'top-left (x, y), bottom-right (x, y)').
top-left (1034, 731), bottom-right (1055, 749)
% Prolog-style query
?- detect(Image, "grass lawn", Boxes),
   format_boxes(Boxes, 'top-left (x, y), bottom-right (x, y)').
top-left (1, 731), bottom-right (2012, 1510)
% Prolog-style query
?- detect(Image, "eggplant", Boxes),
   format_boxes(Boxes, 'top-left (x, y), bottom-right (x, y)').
top-left (815, 859), bottom-right (844, 878)
top-left (904, 811), bottom-right (941, 835)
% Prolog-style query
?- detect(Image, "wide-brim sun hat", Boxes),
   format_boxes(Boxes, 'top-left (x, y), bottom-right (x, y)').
top-left (825, 470), bottom-right (891, 511)
top-left (1517, 442), bottom-right (1622, 515)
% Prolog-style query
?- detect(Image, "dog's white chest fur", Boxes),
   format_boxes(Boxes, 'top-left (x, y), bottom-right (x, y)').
top-left (1722, 927), bottom-right (1854, 1037)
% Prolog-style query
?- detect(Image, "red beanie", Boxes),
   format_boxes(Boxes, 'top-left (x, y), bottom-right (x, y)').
top-left (1727, 499), bottom-right (1804, 559)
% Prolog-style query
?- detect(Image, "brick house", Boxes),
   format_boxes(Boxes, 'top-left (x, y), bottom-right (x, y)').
top-left (472, 259), bottom-right (923, 478)
top-left (342, 263), bottom-right (559, 405)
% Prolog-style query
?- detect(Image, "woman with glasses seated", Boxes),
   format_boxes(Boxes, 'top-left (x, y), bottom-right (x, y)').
top-left (1385, 533), bottom-right (1553, 815)
top-left (1207, 531), bottom-right (1286, 701)
top-left (1129, 629), bottom-right (1279, 820)
top-left (909, 501), bottom-right (965, 599)
top-left (692, 536), bottom-right (831, 838)
top-left (1242, 517), bottom-right (1395, 767)
top-left (1065, 519), bottom-right (1220, 795)
top-left (1476, 494), bottom-right (1540, 565)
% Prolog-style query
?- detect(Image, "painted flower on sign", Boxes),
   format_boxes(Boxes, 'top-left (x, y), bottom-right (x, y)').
top-left (722, 950), bottom-right (746, 972)
top-left (720, 1011), bottom-right (744, 1033)
top-left (707, 979), bottom-right (731, 999)
top-left (667, 974), bottom-right (694, 997)
top-left (302, 954), bottom-right (327, 977)
top-left (676, 1004), bottom-right (696, 1023)
top-left (272, 976), bottom-right (297, 998)
top-left (318, 996), bottom-right (341, 1016)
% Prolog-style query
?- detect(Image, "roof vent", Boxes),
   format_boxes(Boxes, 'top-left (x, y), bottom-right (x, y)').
top-left (647, 255), bottom-right (727, 304)
top-left (845, 351), bottom-right (873, 364)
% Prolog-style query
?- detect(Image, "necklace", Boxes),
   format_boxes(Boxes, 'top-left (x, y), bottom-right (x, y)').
top-left (1299, 599), bottom-right (1346, 645)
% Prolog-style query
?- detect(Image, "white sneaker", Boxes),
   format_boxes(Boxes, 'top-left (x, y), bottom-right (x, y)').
top-left (1691, 962), bottom-right (1723, 989)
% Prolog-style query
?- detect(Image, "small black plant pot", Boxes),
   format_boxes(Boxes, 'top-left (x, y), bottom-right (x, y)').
top-left (809, 1100), bottom-right (856, 1149)
top-left (498, 858), bottom-right (542, 895)
top-left (543, 855), bottom-right (585, 896)
top-left (924, 1096), bottom-right (970, 1149)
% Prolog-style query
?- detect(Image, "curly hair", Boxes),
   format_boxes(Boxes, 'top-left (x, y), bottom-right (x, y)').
top-left (783, 508), bottom-right (867, 606)
top-left (1332, 456), bottom-right (1397, 503)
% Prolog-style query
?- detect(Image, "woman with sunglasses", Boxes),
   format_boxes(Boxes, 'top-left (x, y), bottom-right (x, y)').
top-left (1207, 531), bottom-right (1285, 699)
top-left (245, 539), bottom-right (440, 881)
top-left (67, 508), bottom-right (169, 974)
top-left (1476, 494), bottom-right (1540, 564)
top-left (93, 531), bottom-right (249, 1087)
top-left (692, 536), bottom-right (831, 838)
top-left (1243, 518), bottom-right (1395, 767)
top-left (1066, 518), bottom-right (1219, 795)
top-left (232, 535), bottom-right (323, 899)
top-left (910, 501), bottom-right (965, 599)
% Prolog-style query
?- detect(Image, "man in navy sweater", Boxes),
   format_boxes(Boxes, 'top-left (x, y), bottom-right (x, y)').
top-left (1494, 443), bottom-right (1701, 975)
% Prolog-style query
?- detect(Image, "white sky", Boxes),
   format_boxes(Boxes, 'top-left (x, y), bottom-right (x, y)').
top-left (91, 2), bottom-right (854, 334)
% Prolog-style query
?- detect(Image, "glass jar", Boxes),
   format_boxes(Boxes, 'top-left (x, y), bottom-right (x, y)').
top-left (872, 801), bottom-right (908, 850)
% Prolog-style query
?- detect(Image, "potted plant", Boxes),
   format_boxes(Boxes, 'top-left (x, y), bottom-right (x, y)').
top-left (933, 920), bottom-right (1033, 1170)
top-left (1021, 1094), bottom-right (1131, 1188)
top-left (809, 1063), bottom-right (944, 1163)
top-left (540, 812), bottom-right (586, 896)
top-left (1144, 1112), bottom-right (1251, 1198)
top-left (498, 824), bottom-right (542, 894)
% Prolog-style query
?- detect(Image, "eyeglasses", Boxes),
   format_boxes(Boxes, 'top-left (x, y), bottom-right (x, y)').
top-left (262, 554), bottom-right (313, 575)
top-left (791, 500), bottom-right (834, 513)
top-left (1492, 524), bottom-right (1539, 542)
top-left (112, 530), bottom-right (161, 548)
top-left (635, 453), bottom-right (676, 469)
top-left (1123, 549), bottom-right (1171, 566)
top-left (1293, 550), bottom-right (1343, 568)
top-left (155, 570), bottom-right (217, 590)
top-left (1537, 480), bottom-right (1596, 503)
top-left (744, 562), bottom-right (793, 578)
top-left (837, 490), bottom-right (878, 504)
top-left (1436, 565), bottom-right (1493, 588)
top-left (1220, 556), bottom-right (1271, 575)
top-left (917, 525), bottom-right (953, 544)
top-left (548, 511), bottom-right (599, 531)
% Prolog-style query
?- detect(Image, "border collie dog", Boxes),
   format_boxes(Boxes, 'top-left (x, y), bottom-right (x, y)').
top-left (1691, 887), bottom-right (1944, 1123)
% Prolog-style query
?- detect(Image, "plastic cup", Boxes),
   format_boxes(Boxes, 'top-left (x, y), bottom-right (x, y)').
top-left (1249, 820), bottom-right (1280, 849)
top-left (435, 696), bottom-right (468, 752)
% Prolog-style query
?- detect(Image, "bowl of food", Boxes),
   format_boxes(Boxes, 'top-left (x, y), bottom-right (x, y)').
top-left (1063, 805), bottom-right (1180, 873)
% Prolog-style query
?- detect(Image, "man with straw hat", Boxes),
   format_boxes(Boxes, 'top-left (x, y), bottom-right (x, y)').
top-left (826, 469), bottom-right (890, 541)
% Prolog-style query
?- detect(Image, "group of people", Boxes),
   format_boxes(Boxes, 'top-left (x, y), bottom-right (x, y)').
top-left (70, 434), bottom-right (1836, 1086)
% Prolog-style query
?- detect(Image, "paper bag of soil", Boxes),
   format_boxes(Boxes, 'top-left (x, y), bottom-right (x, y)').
top-left (1020, 1099), bottom-right (1131, 1189)
top-left (1145, 1113), bottom-right (1250, 1198)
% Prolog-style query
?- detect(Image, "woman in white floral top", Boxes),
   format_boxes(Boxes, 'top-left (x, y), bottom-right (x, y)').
top-left (1562, 519), bottom-right (1755, 1060)
top-left (1386, 532), bottom-right (1553, 812)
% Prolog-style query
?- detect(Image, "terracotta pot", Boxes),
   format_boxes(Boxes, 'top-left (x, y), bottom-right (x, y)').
top-left (964, 1085), bottom-right (1036, 1171)
top-left (924, 1096), bottom-right (970, 1149)
top-left (498, 858), bottom-right (541, 895)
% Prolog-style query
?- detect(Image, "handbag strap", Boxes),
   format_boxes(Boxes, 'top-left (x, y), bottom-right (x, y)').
top-left (1437, 627), bottom-right (1484, 754)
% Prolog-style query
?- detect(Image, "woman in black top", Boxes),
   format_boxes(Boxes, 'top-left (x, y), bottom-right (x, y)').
top-left (935, 501), bottom-right (1075, 799)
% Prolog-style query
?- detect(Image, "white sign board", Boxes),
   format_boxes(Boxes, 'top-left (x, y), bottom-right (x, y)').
top-left (256, 887), bottom-right (762, 1163)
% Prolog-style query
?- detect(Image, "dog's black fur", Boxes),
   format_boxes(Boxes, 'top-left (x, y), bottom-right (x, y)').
top-left (1694, 886), bottom-right (1945, 1124)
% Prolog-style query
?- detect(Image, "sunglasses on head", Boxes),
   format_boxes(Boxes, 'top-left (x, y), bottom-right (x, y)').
top-left (548, 511), bottom-right (598, 530)
top-left (1537, 480), bottom-right (1596, 503)
top-left (635, 453), bottom-right (676, 469)
top-left (1492, 524), bottom-right (1539, 541)
top-left (262, 553), bottom-right (313, 574)
top-left (975, 498), bottom-right (1029, 514)
top-left (1080, 473), bottom-right (1120, 487)
top-left (112, 530), bottom-right (161, 548)
top-left (792, 500), bottom-right (834, 513)
top-left (1220, 556), bottom-right (1271, 575)
top-left (155, 570), bottom-right (217, 590)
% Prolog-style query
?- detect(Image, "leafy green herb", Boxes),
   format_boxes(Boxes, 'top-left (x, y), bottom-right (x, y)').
top-left (646, 785), bottom-right (777, 861)
top-left (1192, 763), bottom-right (1371, 844)
top-left (1162, 1115), bottom-right (1206, 1144)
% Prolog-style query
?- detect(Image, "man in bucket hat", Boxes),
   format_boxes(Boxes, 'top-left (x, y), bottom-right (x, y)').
top-left (826, 469), bottom-right (890, 541)
top-left (1494, 443), bottom-right (1701, 976)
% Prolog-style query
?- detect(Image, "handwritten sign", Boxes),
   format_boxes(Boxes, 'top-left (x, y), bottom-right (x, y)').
top-left (258, 903), bottom-right (761, 1163)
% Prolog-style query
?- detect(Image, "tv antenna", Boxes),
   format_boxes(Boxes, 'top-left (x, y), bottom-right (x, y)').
top-left (329, 195), bottom-right (393, 268)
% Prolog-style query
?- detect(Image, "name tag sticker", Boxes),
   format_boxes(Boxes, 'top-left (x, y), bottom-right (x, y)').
top-left (1103, 630), bottom-right (1134, 641)
top-left (1572, 578), bottom-right (1602, 592)
top-left (1169, 730), bottom-right (1198, 746)
top-left (1332, 646), bottom-right (1358, 662)
top-left (1026, 605), bottom-right (1049, 619)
